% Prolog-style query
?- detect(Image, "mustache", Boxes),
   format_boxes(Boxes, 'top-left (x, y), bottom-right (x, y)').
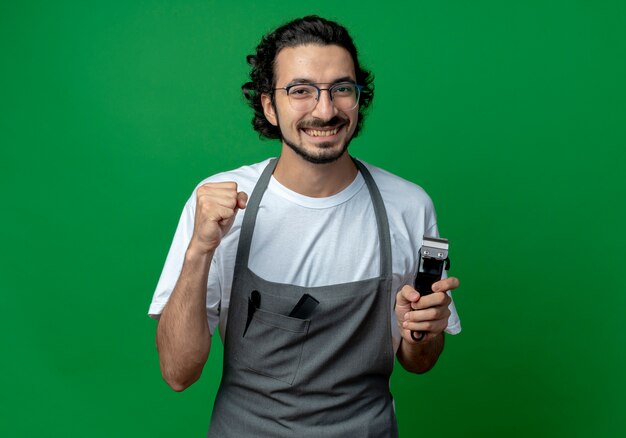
top-left (297, 116), bottom-right (347, 130)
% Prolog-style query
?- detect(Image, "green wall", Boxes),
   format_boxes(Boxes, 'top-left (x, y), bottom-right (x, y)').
top-left (2, 1), bottom-right (624, 436)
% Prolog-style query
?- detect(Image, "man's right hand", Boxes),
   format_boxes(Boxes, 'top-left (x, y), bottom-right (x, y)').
top-left (158, 182), bottom-right (246, 391)
top-left (189, 182), bottom-right (248, 255)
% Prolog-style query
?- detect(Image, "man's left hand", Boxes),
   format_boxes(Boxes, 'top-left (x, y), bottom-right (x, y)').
top-left (395, 277), bottom-right (460, 344)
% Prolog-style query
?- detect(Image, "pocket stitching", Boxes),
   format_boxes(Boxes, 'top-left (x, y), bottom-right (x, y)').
top-left (254, 312), bottom-right (309, 333)
top-left (234, 314), bottom-right (309, 385)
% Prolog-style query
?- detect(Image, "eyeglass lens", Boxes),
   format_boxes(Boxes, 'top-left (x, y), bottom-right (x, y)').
top-left (286, 83), bottom-right (360, 111)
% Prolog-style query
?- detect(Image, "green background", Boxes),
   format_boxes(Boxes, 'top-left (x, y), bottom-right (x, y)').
top-left (2, 1), bottom-right (625, 436)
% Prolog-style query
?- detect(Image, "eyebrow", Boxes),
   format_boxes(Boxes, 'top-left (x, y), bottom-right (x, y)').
top-left (286, 76), bottom-right (356, 86)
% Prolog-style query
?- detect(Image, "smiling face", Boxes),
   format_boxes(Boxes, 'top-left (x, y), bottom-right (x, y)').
top-left (261, 44), bottom-right (359, 164)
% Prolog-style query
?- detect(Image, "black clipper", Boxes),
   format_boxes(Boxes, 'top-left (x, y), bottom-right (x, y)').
top-left (411, 236), bottom-right (450, 342)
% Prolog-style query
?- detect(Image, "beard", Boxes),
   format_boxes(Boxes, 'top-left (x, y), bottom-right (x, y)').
top-left (280, 115), bottom-right (353, 165)
top-left (283, 136), bottom-right (351, 164)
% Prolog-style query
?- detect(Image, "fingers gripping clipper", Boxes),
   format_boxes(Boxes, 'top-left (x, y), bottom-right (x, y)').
top-left (411, 236), bottom-right (451, 342)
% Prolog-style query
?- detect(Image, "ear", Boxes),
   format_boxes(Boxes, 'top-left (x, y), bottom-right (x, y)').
top-left (261, 93), bottom-right (278, 126)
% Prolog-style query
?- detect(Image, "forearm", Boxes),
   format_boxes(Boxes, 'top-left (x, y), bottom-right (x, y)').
top-left (156, 245), bottom-right (214, 391)
top-left (396, 332), bottom-right (444, 374)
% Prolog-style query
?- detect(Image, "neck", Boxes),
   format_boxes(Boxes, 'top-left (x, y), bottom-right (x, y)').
top-left (273, 146), bottom-right (358, 198)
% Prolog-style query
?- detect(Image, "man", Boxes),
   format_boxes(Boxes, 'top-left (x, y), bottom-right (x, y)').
top-left (149, 15), bottom-right (461, 437)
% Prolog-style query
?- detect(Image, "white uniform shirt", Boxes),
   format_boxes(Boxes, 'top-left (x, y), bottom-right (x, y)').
top-left (149, 159), bottom-right (461, 352)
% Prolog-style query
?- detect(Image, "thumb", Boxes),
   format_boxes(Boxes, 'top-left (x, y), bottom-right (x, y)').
top-left (236, 191), bottom-right (248, 210)
top-left (396, 285), bottom-right (420, 307)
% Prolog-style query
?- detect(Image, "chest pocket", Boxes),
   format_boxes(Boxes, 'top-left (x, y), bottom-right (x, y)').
top-left (232, 294), bottom-right (310, 385)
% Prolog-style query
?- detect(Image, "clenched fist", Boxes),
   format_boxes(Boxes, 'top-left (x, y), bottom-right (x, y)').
top-left (189, 182), bottom-right (248, 255)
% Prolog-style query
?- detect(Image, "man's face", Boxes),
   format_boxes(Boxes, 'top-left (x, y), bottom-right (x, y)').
top-left (261, 44), bottom-right (359, 164)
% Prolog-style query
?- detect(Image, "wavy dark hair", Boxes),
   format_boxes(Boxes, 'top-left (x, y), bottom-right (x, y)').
top-left (242, 15), bottom-right (374, 140)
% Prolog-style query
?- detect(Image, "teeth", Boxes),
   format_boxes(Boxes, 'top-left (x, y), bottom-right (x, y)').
top-left (304, 127), bottom-right (339, 137)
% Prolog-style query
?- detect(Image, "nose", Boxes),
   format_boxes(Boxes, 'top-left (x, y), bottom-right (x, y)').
top-left (310, 89), bottom-right (338, 121)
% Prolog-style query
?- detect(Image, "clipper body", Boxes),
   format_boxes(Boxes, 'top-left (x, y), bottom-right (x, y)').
top-left (411, 236), bottom-right (450, 342)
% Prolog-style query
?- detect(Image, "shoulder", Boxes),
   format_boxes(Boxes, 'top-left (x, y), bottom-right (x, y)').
top-left (358, 160), bottom-right (435, 214)
top-left (194, 158), bottom-right (274, 196)
top-left (178, 158), bottom-right (274, 216)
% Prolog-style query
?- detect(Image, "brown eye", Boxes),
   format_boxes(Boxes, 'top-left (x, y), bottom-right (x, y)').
top-left (288, 85), bottom-right (316, 99)
top-left (332, 83), bottom-right (356, 96)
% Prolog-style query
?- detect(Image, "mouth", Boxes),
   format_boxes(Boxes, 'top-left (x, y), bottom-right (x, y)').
top-left (300, 124), bottom-right (345, 139)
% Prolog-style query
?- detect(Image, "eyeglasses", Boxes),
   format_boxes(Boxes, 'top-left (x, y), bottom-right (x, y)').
top-left (273, 82), bottom-right (363, 112)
